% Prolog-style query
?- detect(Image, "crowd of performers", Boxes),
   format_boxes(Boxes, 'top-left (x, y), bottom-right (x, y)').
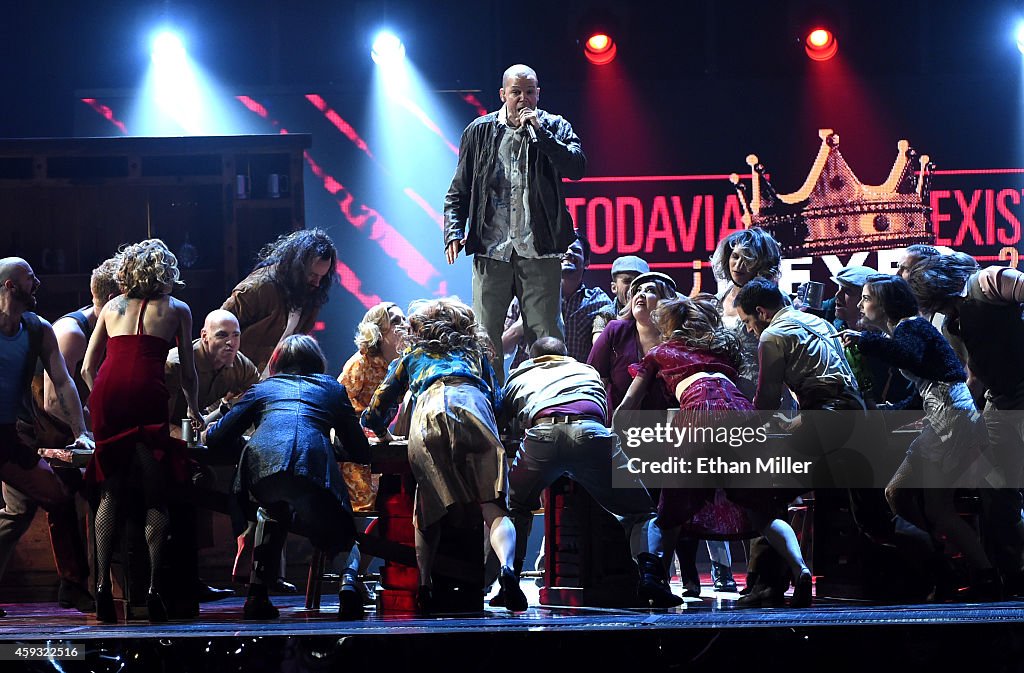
top-left (1, 61), bottom-right (1023, 623)
top-left (2, 226), bottom-right (1021, 622)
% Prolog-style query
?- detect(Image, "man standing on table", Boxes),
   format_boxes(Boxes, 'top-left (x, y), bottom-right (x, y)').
top-left (444, 63), bottom-right (586, 381)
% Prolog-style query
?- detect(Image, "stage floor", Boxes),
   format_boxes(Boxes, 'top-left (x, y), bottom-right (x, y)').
top-left (2, 580), bottom-right (1024, 671)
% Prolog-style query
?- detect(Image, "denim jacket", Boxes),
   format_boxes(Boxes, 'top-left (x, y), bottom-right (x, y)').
top-left (443, 109), bottom-right (586, 257)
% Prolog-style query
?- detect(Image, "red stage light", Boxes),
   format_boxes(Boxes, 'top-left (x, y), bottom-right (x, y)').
top-left (584, 33), bottom-right (617, 65)
top-left (805, 27), bottom-right (838, 61)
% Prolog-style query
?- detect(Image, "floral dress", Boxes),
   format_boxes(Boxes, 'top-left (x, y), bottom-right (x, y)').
top-left (338, 350), bottom-right (389, 511)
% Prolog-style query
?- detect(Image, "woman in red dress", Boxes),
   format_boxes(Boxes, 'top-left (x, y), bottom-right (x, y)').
top-left (82, 239), bottom-right (204, 623)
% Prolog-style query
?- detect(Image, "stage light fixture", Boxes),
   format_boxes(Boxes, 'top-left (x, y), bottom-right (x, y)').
top-left (1016, 22), bottom-right (1024, 54)
top-left (151, 30), bottom-right (187, 65)
top-left (371, 31), bottom-right (406, 66)
top-left (804, 27), bottom-right (838, 61)
top-left (584, 32), bottom-right (617, 65)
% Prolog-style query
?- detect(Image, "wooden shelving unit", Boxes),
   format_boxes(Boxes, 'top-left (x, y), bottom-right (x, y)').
top-left (0, 134), bottom-right (311, 323)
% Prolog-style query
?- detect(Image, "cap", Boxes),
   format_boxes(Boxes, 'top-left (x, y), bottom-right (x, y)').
top-left (830, 265), bottom-right (877, 289)
top-left (629, 271), bottom-right (678, 294)
top-left (610, 255), bottom-right (650, 278)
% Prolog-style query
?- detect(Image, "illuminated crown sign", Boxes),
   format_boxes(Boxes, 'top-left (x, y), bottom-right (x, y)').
top-left (729, 129), bottom-right (935, 257)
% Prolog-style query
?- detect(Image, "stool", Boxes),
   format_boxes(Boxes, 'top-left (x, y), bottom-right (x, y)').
top-left (304, 512), bottom-right (378, 611)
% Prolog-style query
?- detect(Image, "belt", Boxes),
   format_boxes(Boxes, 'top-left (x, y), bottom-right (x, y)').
top-left (529, 414), bottom-right (603, 428)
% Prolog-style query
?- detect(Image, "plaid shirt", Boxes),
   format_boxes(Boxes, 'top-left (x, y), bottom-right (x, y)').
top-left (562, 283), bottom-right (615, 363)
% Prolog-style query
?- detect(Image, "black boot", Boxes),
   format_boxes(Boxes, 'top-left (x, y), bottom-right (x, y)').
top-left (498, 566), bottom-right (529, 612)
top-left (338, 574), bottom-right (364, 620)
top-left (790, 571), bottom-right (813, 608)
top-left (636, 553), bottom-right (684, 608)
top-left (243, 584), bottom-right (279, 620)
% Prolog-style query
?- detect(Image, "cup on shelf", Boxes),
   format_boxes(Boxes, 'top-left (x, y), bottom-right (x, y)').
top-left (267, 173), bottom-right (289, 199)
top-left (235, 174), bottom-right (250, 200)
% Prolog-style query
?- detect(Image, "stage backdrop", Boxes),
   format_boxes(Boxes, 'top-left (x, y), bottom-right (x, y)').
top-left (75, 91), bottom-right (1023, 371)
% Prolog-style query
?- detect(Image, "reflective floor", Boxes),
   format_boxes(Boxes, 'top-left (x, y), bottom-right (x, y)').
top-left (2, 579), bottom-right (1023, 672)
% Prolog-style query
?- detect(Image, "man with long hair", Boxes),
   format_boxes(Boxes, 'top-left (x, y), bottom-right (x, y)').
top-left (223, 228), bottom-right (337, 376)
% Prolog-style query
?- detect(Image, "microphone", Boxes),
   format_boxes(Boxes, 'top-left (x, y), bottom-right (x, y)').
top-left (525, 123), bottom-right (537, 144)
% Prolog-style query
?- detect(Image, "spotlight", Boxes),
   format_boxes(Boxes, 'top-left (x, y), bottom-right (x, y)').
top-left (804, 27), bottom-right (838, 61)
top-left (151, 30), bottom-right (187, 65)
top-left (1016, 21), bottom-right (1024, 54)
top-left (371, 31), bottom-right (405, 66)
top-left (584, 32), bottom-right (617, 65)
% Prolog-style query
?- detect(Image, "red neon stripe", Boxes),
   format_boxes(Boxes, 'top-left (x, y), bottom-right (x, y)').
top-left (460, 93), bottom-right (488, 117)
top-left (235, 95), bottom-right (269, 118)
top-left (565, 174), bottom-right (755, 183)
top-left (335, 261), bottom-right (381, 309)
top-left (590, 262), bottom-right (706, 270)
top-left (404, 188), bottom-right (444, 229)
top-left (305, 151), bottom-right (443, 291)
top-left (80, 98), bottom-right (128, 134)
top-left (305, 94), bottom-right (374, 159)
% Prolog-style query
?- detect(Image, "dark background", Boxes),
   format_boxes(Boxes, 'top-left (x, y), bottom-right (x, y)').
top-left (4, 0), bottom-right (1022, 369)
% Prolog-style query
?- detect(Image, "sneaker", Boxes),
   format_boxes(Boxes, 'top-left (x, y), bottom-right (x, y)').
top-left (498, 566), bottom-right (528, 612)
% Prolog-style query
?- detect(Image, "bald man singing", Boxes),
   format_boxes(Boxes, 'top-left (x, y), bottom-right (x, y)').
top-left (165, 309), bottom-right (261, 430)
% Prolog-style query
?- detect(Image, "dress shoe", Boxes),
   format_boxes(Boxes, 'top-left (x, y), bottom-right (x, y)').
top-left (197, 583), bottom-right (235, 603)
top-left (243, 593), bottom-right (280, 620)
top-left (682, 580), bottom-right (701, 598)
top-left (270, 578), bottom-right (298, 595)
top-left (58, 580), bottom-right (95, 613)
top-left (95, 586), bottom-right (117, 624)
top-left (147, 592), bottom-right (168, 623)
top-left (498, 566), bottom-right (529, 612)
top-left (790, 572), bottom-right (813, 608)
top-left (734, 584), bottom-right (785, 608)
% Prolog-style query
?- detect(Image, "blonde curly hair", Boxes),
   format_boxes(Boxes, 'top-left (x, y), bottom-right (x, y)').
top-left (354, 302), bottom-right (399, 355)
top-left (406, 297), bottom-right (492, 360)
top-left (117, 239), bottom-right (183, 299)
